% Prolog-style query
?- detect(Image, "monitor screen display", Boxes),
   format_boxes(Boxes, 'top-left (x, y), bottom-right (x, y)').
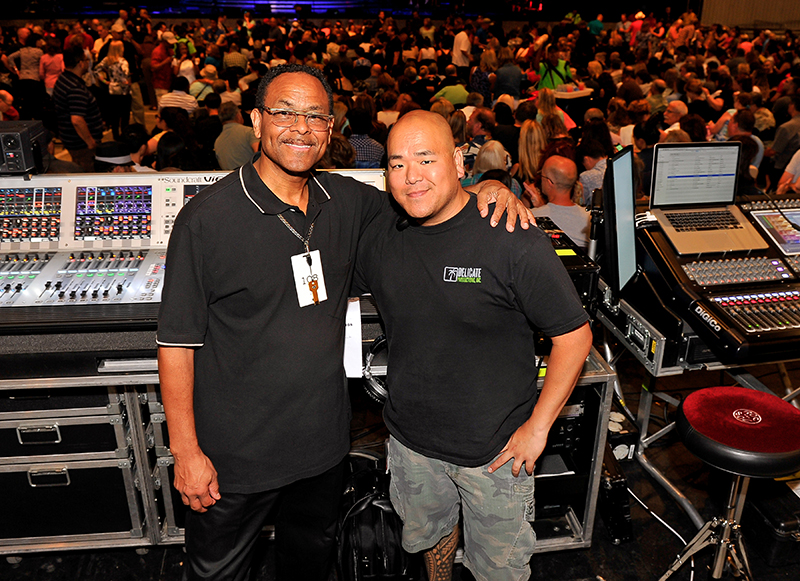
top-left (603, 146), bottom-right (638, 295)
top-left (0, 187), bottom-right (62, 242)
top-left (650, 142), bottom-right (740, 207)
top-left (74, 185), bottom-right (152, 240)
top-left (183, 184), bottom-right (209, 205)
top-left (613, 148), bottom-right (637, 291)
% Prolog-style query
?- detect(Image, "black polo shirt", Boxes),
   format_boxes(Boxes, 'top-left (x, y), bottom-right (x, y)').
top-left (157, 158), bottom-right (388, 493)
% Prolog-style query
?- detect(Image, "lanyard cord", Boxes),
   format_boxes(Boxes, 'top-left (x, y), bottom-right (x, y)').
top-left (239, 165), bottom-right (323, 254)
top-left (277, 214), bottom-right (315, 254)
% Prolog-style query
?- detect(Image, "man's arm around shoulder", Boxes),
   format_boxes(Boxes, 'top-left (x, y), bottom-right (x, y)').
top-left (158, 346), bottom-right (221, 512)
top-left (488, 322), bottom-right (592, 476)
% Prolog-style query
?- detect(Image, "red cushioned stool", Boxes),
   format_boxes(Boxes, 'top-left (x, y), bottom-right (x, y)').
top-left (659, 386), bottom-right (800, 581)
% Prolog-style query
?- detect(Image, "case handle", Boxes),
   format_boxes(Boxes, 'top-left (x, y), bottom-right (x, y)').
top-left (27, 467), bottom-right (70, 487)
top-left (16, 425), bottom-right (62, 445)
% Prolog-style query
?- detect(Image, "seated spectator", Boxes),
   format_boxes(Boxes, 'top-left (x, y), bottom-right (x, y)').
top-left (619, 99), bottom-right (650, 147)
top-left (347, 107), bottom-right (385, 168)
top-left (218, 71), bottom-right (243, 107)
top-left (461, 140), bottom-right (521, 196)
top-left (749, 92), bottom-right (775, 140)
top-left (577, 138), bottom-right (608, 205)
top-left (463, 107), bottom-right (495, 171)
top-left (449, 110), bottom-right (468, 148)
top-left (214, 102), bottom-right (258, 170)
top-left (158, 76), bottom-right (198, 114)
top-left (95, 140), bottom-right (135, 173)
top-left (478, 168), bottom-right (516, 192)
top-left (316, 131), bottom-right (356, 169)
top-left (662, 129), bottom-right (691, 142)
top-left (222, 42), bottom-right (249, 71)
top-left (533, 155), bottom-right (590, 248)
top-left (728, 134), bottom-right (762, 197)
top-left (646, 79), bottom-right (668, 115)
top-left (581, 118), bottom-right (616, 157)
top-left (662, 100), bottom-right (688, 132)
top-left (147, 106), bottom-right (193, 154)
top-left (122, 124), bottom-right (158, 172)
top-left (377, 90), bottom-right (401, 127)
top-left (709, 91), bottom-right (751, 142)
top-left (680, 114), bottom-right (709, 142)
top-left (728, 109), bottom-right (764, 169)
top-left (776, 148), bottom-right (800, 195)
top-left (617, 66), bottom-right (645, 104)
top-left (0, 90), bottom-right (20, 121)
top-left (429, 97), bottom-right (455, 120)
top-left (684, 79), bottom-right (716, 122)
top-left (157, 131), bottom-right (197, 171)
top-left (329, 100), bottom-right (347, 133)
top-left (491, 102), bottom-right (520, 163)
top-left (460, 92), bottom-right (484, 123)
top-left (190, 65), bottom-right (218, 102)
top-left (541, 113), bottom-right (570, 141)
top-left (431, 78), bottom-right (469, 106)
top-left (517, 119), bottom-right (548, 206)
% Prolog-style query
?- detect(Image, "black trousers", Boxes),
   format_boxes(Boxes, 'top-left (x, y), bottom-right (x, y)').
top-left (183, 457), bottom-right (347, 581)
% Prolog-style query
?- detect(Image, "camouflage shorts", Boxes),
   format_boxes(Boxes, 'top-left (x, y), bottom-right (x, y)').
top-left (387, 436), bottom-right (536, 581)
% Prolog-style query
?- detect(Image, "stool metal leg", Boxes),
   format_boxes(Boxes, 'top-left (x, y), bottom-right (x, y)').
top-left (658, 519), bottom-right (719, 581)
top-left (711, 475), bottom-right (754, 580)
top-left (659, 475), bottom-right (756, 581)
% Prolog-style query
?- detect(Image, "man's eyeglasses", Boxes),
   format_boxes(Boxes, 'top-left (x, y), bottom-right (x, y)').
top-left (259, 107), bottom-right (333, 132)
top-left (541, 175), bottom-right (555, 186)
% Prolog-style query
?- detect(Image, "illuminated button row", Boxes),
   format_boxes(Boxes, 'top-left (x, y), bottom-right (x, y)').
top-left (713, 290), bottom-right (800, 306)
top-left (713, 291), bottom-right (800, 333)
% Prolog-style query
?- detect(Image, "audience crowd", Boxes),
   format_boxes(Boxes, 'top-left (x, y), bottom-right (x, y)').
top-left (2, 7), bottom-right (800, 247)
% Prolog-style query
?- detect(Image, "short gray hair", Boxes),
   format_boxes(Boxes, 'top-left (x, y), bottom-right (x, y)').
top-left (219, 101), bottom-right (241, 123)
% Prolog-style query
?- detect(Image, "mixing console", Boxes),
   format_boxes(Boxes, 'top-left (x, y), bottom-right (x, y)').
top-left (1, 249), bottom-right (165, 307)
top-left (681, 256), bottom-right (795, 286)
top-left (710, 289), bottom-right (800, 332)
top-left (741, 198), bottom-right (800, 211)
top-left (0, 172), bottom-right (228, 332)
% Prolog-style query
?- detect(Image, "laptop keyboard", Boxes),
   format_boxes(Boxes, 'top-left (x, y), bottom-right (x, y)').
top-left (666, 210), bottom-right (742, 232)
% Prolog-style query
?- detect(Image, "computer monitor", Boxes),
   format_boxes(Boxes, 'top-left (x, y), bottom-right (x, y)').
top-left (601, 146), bottom-right (638, 299)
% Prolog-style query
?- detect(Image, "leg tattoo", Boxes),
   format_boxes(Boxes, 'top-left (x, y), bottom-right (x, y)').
top-left (423, 524), bottom-right (460, 581)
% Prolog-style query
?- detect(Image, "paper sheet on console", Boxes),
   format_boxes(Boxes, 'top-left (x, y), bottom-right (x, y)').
top-left (344, 298), bottom-right (362, 378)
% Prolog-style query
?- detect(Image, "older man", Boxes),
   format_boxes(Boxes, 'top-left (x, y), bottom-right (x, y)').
top-left (534, 155), bottom-right (591, 248)
top-left (662, 99), bottom-right (688, 134)
top-left (214, 102), bottom-right (259, 170)
top-left (353, 111), bottom-right (592, 581)
top-left (157, 64), bottom-right (531, 581)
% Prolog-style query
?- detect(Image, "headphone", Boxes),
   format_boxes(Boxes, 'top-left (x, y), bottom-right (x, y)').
top-left (363, 334), bottom-right (388, 404)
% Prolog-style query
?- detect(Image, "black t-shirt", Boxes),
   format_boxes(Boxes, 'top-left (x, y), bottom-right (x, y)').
top-left (157, 159), bottom-right (388, 493)
top-left (353, 196), bottom-right (589, 466)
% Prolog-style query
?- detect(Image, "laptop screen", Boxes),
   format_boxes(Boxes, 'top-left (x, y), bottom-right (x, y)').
top-left (650, 142), bottom-right (741, 208)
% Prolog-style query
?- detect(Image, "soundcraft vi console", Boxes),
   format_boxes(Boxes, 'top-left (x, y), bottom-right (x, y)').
top-left (0, 172), bottom-right (229, 333)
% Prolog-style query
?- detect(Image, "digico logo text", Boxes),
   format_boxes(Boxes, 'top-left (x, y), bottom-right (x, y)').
top-left (694, 305), bottom-right (722, 332)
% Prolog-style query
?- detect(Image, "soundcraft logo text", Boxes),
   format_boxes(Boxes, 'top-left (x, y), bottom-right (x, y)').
top-left (443, 266), bottom-right (482, 284)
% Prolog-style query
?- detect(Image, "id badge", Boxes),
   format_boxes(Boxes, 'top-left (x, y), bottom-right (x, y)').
top-left (290, 249), bottom-right (327, 307)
